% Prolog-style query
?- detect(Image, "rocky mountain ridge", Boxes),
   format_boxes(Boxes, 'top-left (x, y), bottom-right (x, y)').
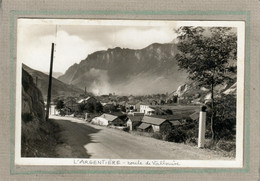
top-left (58, 43), bottom-right (188, 95)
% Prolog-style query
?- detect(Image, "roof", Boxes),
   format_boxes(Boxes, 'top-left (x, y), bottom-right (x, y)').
top-left (127, 115), bottom-right (143, 122)
top-left (189, 111), bottom-right (200, 120)
top-left (77, 97), bottom-right (96, 103)
top-left (99, 113), bottom-right (118, 122)
top-left (64, 99), bottom-right (78, 105)
top-left (170, 120), bottom-right (182, 126)
top-left (141, 116), bottom-right (167, 126)
top-left (148, 114), bottom-right (184, 120)
top-left (138, 123), bottom-right (152, 130)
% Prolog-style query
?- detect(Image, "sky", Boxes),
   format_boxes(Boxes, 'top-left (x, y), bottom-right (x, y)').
top-left (17, 19), bottom-right (178, 74)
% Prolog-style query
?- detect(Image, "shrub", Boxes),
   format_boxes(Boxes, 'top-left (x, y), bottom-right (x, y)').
top-left (123, 127), bottom-right (130, 132)
top-left (22, 113), bottom-right (33, 123)
top-left (186, 137), bottom-right (197, 146)
top-left (206, 94), bottom-right (236, 141)
top-left (166, 127), bottom-right (187, 143)
top-left (216, 140), bottom-right (236, 152)
top-left (152, 132), bottom-right (163, 140)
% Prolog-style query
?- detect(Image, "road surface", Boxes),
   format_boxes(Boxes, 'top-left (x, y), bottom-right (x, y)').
top-left (50, 115), bottom-right (230, 160)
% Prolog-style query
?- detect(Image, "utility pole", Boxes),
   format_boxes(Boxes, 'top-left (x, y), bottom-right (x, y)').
top-left (45, 43), bottom-right (55, 121)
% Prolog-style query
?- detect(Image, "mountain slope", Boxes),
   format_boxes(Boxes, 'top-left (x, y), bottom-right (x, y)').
top-left (167, 77), bottom-right (237, 104)
top-left (22, 64), bottom-right (84, 100)
top-left (58, 43), bottom-right (188, 95)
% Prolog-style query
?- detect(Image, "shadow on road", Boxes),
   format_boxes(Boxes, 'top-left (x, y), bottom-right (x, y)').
top-left (51, 118), bottom-right (101, 158)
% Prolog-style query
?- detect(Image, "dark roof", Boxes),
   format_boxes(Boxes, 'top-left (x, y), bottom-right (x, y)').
top-left (170, 120), bottom-right (182, 126)
top-left (189, 111), bottom-right (199, 120)
top-left (138, 123), bottom-right (152, 130)
top-left (148, 114), bottom-right (183, 121)
top-left (141, 116), bottom-right (167, 126)
top-left (127, 115), bottom-right (143, 122)
top-left (99, 114), bottom-right (118, 122)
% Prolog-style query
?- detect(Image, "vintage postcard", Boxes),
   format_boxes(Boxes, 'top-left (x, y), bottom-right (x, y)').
top-left (15, 19), bottom-right (245, 168)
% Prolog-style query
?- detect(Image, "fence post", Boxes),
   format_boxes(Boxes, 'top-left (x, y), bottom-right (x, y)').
top-left (198, 105), bottom-right (207, 148)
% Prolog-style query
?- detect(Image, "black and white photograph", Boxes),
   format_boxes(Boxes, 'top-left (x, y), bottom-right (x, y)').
top-left (15, 19), bottom-right (245, 167)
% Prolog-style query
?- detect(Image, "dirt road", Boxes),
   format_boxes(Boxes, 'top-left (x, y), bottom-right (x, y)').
top-left (50, 115), bottom-right (231, 160)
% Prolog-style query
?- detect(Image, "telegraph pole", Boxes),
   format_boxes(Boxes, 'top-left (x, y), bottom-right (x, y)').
top-left (45, 43), bottom-right (55, 121)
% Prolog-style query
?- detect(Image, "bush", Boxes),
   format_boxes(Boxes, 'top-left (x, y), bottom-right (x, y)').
top-left (152, 132), bottom-right (163, 140)
top-left (206, 94), bottom-right (236, 141)
top-left (22, 113), bottom-right (33, 123)
top-left (123, 127), bottom-right (130, 132)
top-left (186, 137), bottom-right (197, 146)
top-left (166, 127), bottom-right (187, 143)
top-left (216, 140), bottom-right (236, 152)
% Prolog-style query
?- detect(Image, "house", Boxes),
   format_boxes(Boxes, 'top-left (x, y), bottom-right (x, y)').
top-left (126, 101), bottom-right (137, 111)
top-left (137, 123), bottom-right (152, 132)
top-left (126, 115), bottom-right (143, 131)
top-left (49, 103), bottom-right (60, 115)
top-left (150, 100), bottom-right (158, 106)
top-left (135, 101), bottom-right (145, 112)
top-left (189, 111), bottom-right (200, 121)
top-left (44, 101), bottom-right (60, 116)
top-left (64, 99), bottom-right (79, 113)
top-left (91, 113), bottom-right (125, 126)
top-left (127, 112), bottom-right (144, 116)
top-left (118, 101), bottom-right (127, 107)
top-left (152, 107), bottom-right (167, 115)
top-left (149, 114), bottom-right (188, 126)
top-left (169, 120), bottom-right (182, 126)
top-left (140, 104), bottom-right (156, 115)
top-left (138, 116), bottom-right (172, 132)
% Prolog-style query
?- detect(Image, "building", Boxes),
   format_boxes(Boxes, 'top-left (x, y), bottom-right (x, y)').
top-left (138, 116), bottom-right (171, 132)
top-left (150, 100), bottom-right (158, 106)
top-left (169, 120), bottom-right (182, 127)
top-left (91, 113), bottom-right (125, 126)
top-left (64, 99), bottom-right (79, 113)
top-left (137, 123), bottom-right (152, 132)
top-left (126, 115), bottom-right (143, 131)
top-left (49, 104), bottom-right (60, 115)
top-left (189, 111), bottom-right (200, 121)
top-left (44, 101), bottom-right (60, 116)
top-left (140, 104), bottom-right (156, 115)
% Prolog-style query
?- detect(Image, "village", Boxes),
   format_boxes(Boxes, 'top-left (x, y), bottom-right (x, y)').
top-left (48, 92), bottom-right (201, 142)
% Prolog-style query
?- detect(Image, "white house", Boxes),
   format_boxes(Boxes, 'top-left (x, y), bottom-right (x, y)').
top-left (49, 104), bottom-right (60, 115)
top-left (91, 116), bottom-right (109, 126)
top-left (140, 105), bottom-right (155, 115)
top-left (91, 113), bottom-right (124, 126)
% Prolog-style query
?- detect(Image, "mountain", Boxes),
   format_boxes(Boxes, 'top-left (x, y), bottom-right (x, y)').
top-left (22, 64), bottom-right (84, 100)
top-left (58, 43), bottom-right (188, 95)
top-left (167, 76), bottom-right (237, 104)
top-left (44, 71), bottom-right (63, 79)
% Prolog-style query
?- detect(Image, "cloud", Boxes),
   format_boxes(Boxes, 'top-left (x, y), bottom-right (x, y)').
top-left (18, 21), bottom-right (177, 73)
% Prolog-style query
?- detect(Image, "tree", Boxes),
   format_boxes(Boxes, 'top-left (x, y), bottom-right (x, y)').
top-left (84, 102), bottom-right (94, 113)
top-left (95, 102), bottom-right (103, 113)
top-left (56, 100), bottom-right (65, 111)
top-left (175, 26), bottom-right (237, 141)
top-left (206, 94), bottom-right (236, 140)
